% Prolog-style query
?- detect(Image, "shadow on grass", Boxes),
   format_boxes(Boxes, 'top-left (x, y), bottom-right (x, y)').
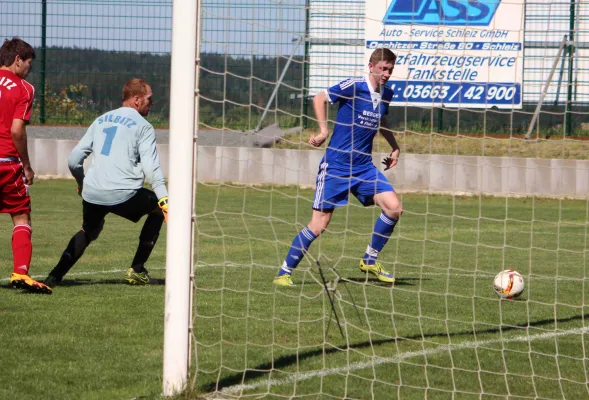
top-left (0, 277), bottom-right (165, 291)
top-left (56, 278), bottom-right (165, 286)
top-left (343, 277), bottom-right (426, 286)
top-left (206, 312), bottom-right (589, 393)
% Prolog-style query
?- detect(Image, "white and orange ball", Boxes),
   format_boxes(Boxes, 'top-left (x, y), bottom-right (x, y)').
top-left (493, 270), bottom-right (525, 299)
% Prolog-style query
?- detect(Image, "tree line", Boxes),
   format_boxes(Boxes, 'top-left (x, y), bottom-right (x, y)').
top-left (26, 47), bottom-right (587, 135)
top-left (27, 47), bottom-right (305, 129)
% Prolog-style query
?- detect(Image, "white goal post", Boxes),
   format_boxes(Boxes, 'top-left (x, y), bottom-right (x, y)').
top-left (162, 0), bottom-right (199, 395)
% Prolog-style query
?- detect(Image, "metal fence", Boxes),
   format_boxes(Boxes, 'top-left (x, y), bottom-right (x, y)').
top-left (0, 0), bottom-right (305, 130)
top-left (1, 0), bottom-right (587, 135)
top-left (0, 0), bottom-right (173, 125)
top-left (198, 0), bottom-right (306, 131)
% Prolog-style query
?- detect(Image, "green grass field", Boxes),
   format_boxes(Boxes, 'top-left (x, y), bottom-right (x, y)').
top-left (1, 180), bottom-right (588, 399)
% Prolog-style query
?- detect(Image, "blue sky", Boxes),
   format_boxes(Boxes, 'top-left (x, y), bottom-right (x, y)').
top-left (1, 0), bottom-right (173, 53)
top-left (0, 0), bottom-right (306, 56)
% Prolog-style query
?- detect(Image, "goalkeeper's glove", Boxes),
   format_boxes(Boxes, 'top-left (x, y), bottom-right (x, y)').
top-left (158, 196), bottom-right (168, 223)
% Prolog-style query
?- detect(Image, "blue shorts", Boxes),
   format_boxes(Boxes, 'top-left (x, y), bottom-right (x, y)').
top-left (312, 162), bottom-right (394, 211)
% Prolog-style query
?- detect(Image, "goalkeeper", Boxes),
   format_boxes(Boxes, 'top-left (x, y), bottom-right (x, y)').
top-left (274, 48), bottom-right (402, 287)
top-left (44, 79), bottom-right (168, 289)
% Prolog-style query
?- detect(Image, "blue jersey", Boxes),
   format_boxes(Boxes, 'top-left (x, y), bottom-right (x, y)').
top-left (323, 76), bottom-right (393, 175)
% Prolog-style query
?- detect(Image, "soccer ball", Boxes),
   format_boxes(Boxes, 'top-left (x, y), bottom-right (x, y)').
top-left (493, 270), bottom-right (525, 299)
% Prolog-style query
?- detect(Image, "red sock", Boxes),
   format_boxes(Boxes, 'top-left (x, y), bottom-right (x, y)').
top-left (12, 224), bottom-right (32, 275)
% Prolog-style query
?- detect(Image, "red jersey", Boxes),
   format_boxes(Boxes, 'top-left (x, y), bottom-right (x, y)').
top-left (0, 69), bottom-right (35, 158)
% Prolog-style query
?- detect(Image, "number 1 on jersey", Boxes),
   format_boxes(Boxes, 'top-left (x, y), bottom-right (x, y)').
top-left (101, 126), bottom-right (118, 156)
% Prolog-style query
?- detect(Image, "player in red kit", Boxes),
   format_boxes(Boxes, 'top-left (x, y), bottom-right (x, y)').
top-left (0, 38), bottom-right (51, 294)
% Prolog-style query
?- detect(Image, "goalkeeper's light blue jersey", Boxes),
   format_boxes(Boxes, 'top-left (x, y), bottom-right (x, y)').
top-left (69, 107), bottom-right (168, 206)
top-left (323, 76), bottom-right (393, 175)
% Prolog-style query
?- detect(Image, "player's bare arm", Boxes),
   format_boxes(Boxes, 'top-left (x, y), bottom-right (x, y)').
top-left (310, 90), bottom-right (329, 147)
top-left (11, 118), bottom-right (34, 184)
top-left (379, 117), bottom-right (400, 170)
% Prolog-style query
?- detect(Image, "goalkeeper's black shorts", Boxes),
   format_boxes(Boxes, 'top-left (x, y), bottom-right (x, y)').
top-left (82, 188), bottom-right (159, 232)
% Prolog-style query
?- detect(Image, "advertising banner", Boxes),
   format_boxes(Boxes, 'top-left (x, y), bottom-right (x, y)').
top-left (365, 0), bottom-right (524, 108)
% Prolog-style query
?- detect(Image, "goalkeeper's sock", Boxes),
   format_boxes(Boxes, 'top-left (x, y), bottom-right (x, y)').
top-left (12, 224), bottom-right (32, 275)
top-left (363, 212), bottom-right (397, 265)
top-left (282, 226), bottom-right (317, 271)
top-left (49, 230), bottom-right (90, 281)
top-left (131, 212), bottom-right (164, 273)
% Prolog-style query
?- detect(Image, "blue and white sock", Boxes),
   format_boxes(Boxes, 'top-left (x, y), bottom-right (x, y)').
top-left (363, 212), bottom-right (398, 265)
top-left (278, 227), bottom-right (317, 276)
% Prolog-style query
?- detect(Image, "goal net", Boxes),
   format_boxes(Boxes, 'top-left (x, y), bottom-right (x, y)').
top-left (186, 0), bottom-right (589, 398)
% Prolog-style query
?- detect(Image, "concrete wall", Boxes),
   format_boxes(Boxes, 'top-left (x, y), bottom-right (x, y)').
top-left (30, 139), bottom-right (589, 198)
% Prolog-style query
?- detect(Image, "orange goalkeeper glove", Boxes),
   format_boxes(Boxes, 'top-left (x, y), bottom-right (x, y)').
top-left (158, 196), bottom-right (168, 223)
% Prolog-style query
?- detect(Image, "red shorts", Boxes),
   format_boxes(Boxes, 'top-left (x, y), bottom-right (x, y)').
top-left (0, 162), bottom-right (31, 214)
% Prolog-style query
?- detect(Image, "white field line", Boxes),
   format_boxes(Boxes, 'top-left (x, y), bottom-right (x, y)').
top-left (1, 264), bottom-right (581, 283)
top-left (0, 267), bottom-right (167, 282)
top-left (198, 263), bottom-right (584, 282)
top-left (218, 327), bottom-right (589, 396)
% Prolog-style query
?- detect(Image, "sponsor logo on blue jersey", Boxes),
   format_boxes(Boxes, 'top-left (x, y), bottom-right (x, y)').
top-left (383, 0), bottom-right (501, 26)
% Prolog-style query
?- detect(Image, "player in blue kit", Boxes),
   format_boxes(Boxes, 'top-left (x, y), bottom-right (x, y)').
top-left (274, 48), bottom-right (402, 287)
top-left (43, 79), bottom-right (169, 289)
